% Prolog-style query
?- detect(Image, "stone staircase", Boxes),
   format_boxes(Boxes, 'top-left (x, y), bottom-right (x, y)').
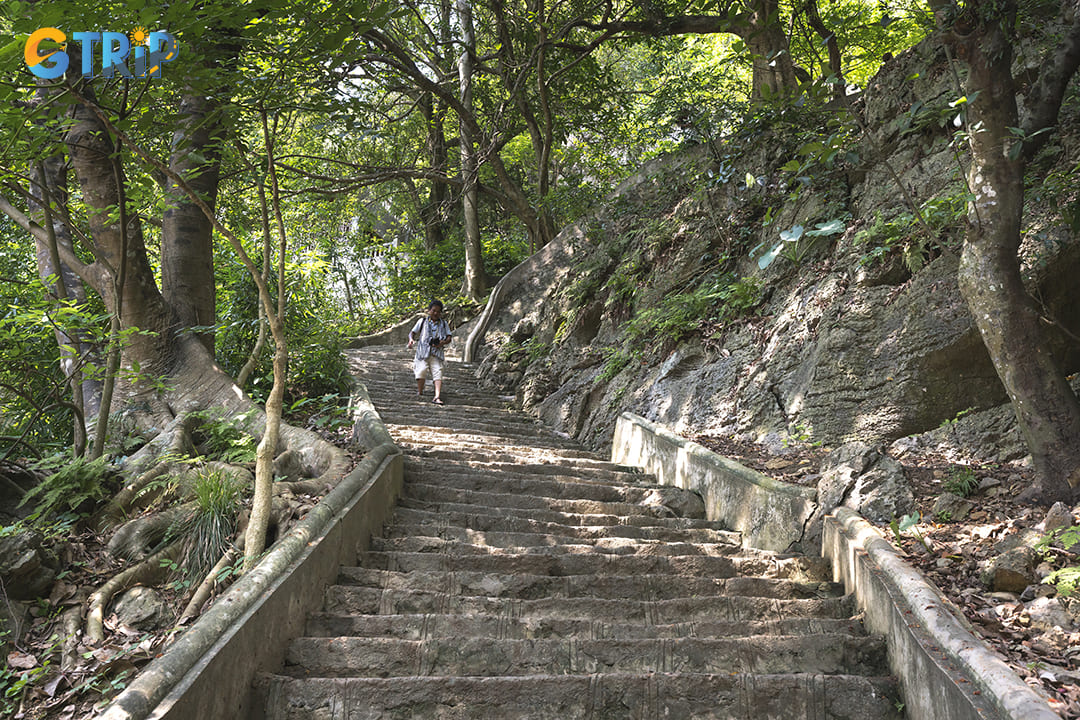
top-left (252, 346), bottom-right (903, 719)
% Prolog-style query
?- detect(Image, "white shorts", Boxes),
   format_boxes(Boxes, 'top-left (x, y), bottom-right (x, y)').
top-left (414, 355), bottom-right (444, 381)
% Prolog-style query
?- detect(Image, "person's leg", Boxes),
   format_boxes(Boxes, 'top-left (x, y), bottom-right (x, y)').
top-left (431, 357), bottom-right (444, 404)
top-left (413, 358), bottom-right (427, 395)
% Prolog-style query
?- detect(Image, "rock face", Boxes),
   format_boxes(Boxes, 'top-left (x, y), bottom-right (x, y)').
top-left (470, 35), bottom-right (1080, 457)
top-left (0, 531), bottom-right (58, 601)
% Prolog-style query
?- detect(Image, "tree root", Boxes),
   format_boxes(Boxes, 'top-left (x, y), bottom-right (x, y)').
top-left (60, 604), bottom-right (84, 672)
top-left (107, 503), bottom-right (194, 560)
top-left (179, 543), bottom-right (242, 623)
top-left (97, 413), bottom-right (198, 529)
top-left (86, 542), bottom-right (180, 645)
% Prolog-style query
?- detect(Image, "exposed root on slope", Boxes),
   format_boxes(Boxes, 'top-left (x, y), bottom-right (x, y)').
top-left (86, 543), bottom-right (181, 645)
top-left (83, 345), bottom-right (355, 643)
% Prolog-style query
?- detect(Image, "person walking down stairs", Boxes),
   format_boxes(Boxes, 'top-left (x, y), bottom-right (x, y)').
top-left (407, 299), bottom-right (452, 405)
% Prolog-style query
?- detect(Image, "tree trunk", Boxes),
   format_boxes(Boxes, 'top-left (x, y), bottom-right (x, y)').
top-left (65, 89), bottom-right (172, 386)
top-left (747, 0), bottom-right (800, 99)
top-left (244, 110), bottom-right (290, 569)
top-left (29, 155), bottom-right (97, 453)
top-left (420, 93), bottom-right (450, 251)
top-left (804, 0), bottom-right (844, 101)
top-left (457, 0), bottom-right (486, 302)
top-left (953, 2), bottom-right (1080, 503)
top-left (162, 93), bottom-right (223, 354)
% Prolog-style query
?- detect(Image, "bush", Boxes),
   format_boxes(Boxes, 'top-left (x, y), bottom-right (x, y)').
top-left (287, 334), bottom-right (353, 401)
top-left (190, 409), bottom-right (257, 465)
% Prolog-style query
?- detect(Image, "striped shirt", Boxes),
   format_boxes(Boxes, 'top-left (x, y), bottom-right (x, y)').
top-left (411, 317), bottom-right (452, 361)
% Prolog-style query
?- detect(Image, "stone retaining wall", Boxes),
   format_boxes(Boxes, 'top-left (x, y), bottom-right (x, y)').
top-left (611, 411), bottom-right (1056, 720)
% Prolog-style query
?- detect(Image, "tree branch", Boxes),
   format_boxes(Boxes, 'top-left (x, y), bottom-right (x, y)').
top-left (0, 188), bottom-right (102, 288)
top-left (1021, 6), bottom-right (1080, 161)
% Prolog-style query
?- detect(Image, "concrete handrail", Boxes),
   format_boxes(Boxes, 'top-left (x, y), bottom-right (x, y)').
top-left (825, 508), bottom-right (1056, 720)
top-left (611, 412), bottom-right (816, 551)
top-left (97, 383), bottom-right (403, 720)
top-left (611, 411), bottom-right (1056, 720)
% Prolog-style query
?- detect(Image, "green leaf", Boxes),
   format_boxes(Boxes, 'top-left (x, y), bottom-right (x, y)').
top-left (756, 241), bottom-right (784, 270)
top-left (806, 219), bottom-right (845, 236)
top-left (781, 160), bottom-right (801, 172)
top-left (897, 512), bottom-right (920, 532)
top-left (780, 225), bottom-right (804, 243)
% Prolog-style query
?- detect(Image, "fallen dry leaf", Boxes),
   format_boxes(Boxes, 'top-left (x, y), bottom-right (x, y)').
top-left (8, 650), bottom-right (39, 669)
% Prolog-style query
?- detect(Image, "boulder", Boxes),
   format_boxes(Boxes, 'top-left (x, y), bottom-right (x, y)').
top-left (638, 487), bottom-right (706, 520)
top-left (985, 546), bottom-right (1040, 593)
top-left (509, 316), bottom-right (536, 343)
top-left (1025, 597), bottom-right (1074, 632)
top-left (112, 586), bottom-right (172, 631)
top-left (816, 443), bottom-right (914, 523)
top-left (0, 531), bottom-right (58, 600)
top-left (932, 492), bottom-right (975, 521)
top-left (1041, 502), bottom-right (1075, 534)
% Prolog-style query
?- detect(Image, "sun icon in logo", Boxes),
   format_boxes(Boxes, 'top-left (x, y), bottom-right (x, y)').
top-left (130, 26), bottom-right (149, 46)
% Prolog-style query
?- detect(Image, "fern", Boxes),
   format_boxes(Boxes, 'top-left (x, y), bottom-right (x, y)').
top-left (20, 455), bottom-right (112, 520)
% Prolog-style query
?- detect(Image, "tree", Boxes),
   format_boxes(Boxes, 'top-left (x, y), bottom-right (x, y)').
top-left (0, 0), bottom-right (387, 642)
top-left (939, 0), bottom-right (1080, 503)
top-left (456, 0), bottom-right (486, 301)
top-left (573, 0), bottom-right (803, 98)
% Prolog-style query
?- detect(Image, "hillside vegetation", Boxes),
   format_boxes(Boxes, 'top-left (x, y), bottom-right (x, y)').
top-left (472, 30), bottom-right (1080, 466)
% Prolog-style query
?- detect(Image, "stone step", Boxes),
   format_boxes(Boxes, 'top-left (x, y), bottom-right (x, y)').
top-left (392, 428), bottom-right (575, 449)
top-left (395, 492), bottom-right (669, 523)
top-left (379, 522), bottom-right (744, 548)
top-left (362, 549), bottom-right (832, 582)
top-left (382, 511), bottom-right (739, 544)
top-left (360, 387), bottom-right (516, 411)
top-left (399, 481), bottom-right (700, 518)
top-left (385, 418), bottom-right (582, 440)
top-left (383, 404), bottom-right (559, 424)
top-left (303, 612), bottom-right (864, 641)
top-left (322, 585), bottom-right (855, 622)
top-left (254, 672), bottom-right (902, 720)
top-left (282, 634), bottom-right (888, 678)
top-left (370, 534), bottom-right (745, 557)
top-left (389, 426), bottom-right (585, 452)
top-left (406, 464), bottom-right (652, 492)
top-left (333, 567), bottom-right (842, 602)
top-left (393, 496), bottom-right (719, 530)
top-left (406, 455), bottom-right (648, 483)
top-left (407, 445), bottom-right (606, 465)
top-left (262, 348), bottom-right (897, 720)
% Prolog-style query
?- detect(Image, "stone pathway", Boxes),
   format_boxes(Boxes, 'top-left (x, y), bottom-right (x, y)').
top-left (252, 347), bottom-right (903, 719)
